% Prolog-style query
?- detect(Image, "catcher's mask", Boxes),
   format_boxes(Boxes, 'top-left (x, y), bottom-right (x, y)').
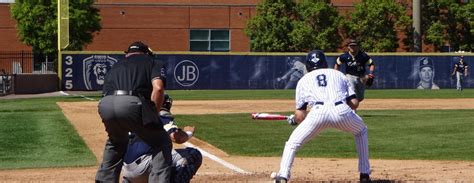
top-left (161, 94), bottom-right (173, 111)
top-left (125, 41), bottom-right (154, 56)
top-left (305, 50), bottom-right (328, 72)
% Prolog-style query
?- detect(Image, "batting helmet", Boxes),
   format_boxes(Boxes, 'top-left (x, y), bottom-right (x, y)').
top-left (161, 94), bottom-right (173, 111)
top-left (305, 50), bottom-right (328, 72)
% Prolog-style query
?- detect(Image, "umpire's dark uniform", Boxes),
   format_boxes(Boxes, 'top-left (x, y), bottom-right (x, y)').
top-left (95, 41), bottom-right (172, 183)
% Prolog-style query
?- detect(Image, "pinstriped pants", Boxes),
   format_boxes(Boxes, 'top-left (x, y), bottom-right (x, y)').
top-left (277, 103), bottom-right (370, 179)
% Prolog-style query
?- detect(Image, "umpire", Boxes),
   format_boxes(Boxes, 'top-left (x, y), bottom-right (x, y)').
top-left (95, 41), bottom-right (172, 183)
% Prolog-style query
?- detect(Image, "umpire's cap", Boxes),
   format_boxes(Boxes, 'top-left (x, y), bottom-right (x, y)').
top-left (125, 41), bottom-right (154, 56)
top-left (305, 50), bottom-right (328, 72)
top-left (419, 57), bottom-right (433, 70)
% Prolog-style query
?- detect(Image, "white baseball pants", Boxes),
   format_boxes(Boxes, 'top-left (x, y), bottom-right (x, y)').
top-left (277, 103), bottom-right (370, 179)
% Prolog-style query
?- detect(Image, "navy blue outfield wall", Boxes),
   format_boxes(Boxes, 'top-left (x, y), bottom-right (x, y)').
top-left (61, 52), bottom-right (472, 91)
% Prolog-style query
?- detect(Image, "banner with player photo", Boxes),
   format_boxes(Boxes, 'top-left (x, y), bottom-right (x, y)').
top-left (61, 53), bottom-right (471, 90)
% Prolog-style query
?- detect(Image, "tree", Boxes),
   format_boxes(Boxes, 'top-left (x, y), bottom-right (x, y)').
top-left (422, 1), bottom-right (473, 52)
top-left (10, 0), bottom-right (101, 55)
top-left (290, 0), bottom-right (342, 52)
top-left (245, 0), bottom-right (343, 52)
top-left (245, 0), bottom-right (297, 52)
top-left (343, 0), bottom-right (412, 52)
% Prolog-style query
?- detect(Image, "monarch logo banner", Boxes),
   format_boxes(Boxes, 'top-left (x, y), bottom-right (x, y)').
top-left (62, 53), bottom-right (471, 90)
top-left (62, 54), bottom-right (122, 90)
top-left (82, 55), bottom-right (118, 90)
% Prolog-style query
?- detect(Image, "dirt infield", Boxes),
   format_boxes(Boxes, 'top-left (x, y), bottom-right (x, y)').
top-left (1, 99), bottom-right (474, 182)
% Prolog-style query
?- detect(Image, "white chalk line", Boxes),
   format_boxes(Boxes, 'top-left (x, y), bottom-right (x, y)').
top-left (184, 142), bottom-right (251, 174)
top-left (60, 91), bottom-right (96, 101)
top-left (61, 91), bottom-right (250, 174)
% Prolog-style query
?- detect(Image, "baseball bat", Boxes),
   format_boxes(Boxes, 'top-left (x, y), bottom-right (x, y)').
top-left (251, 113), bottom-right (289, 120)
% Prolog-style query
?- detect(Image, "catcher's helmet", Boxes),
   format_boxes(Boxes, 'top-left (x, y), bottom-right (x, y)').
top-left (161, 94), bottom-right (173, 111)
top-left (305, 50), bottom-right (328, 72)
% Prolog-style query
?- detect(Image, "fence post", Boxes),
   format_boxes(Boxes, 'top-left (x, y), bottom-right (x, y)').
top-left (21, 50), bottom-right (24, 73)
top-left (1, 76), bottom-right (4, 95)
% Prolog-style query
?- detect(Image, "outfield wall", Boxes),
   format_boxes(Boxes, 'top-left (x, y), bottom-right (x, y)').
top-left (61, 52), bottom-right (472, 91)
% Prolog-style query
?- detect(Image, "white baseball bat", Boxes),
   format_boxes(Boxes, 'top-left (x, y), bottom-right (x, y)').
top-left (251, 113), bottom-right (289, 120)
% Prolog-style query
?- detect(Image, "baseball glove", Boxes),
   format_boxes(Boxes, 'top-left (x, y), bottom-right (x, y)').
top-left (364, 74), bottom-right (374, 87)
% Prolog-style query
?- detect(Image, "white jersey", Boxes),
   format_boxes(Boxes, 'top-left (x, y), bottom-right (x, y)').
top-left (277, 68), bottom-right (370, 180)
top-left (295, 68), bottom-right (355, 110)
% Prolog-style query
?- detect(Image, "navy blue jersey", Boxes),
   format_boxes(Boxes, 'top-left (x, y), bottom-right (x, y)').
top-left (455, 61), bottom-right (468, 73)
top-left (336, 51), bottom-right (374, 77)
top-left (123, 115), bottom-right (176, 164)
top-left (123, 133), bottom-right (153, 164)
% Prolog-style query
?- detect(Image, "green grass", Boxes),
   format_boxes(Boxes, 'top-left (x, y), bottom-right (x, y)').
top-left (366, 89), bottom-right (474, 99)
top-left (168, 89), bottom-right (474, 100)
top-left (66, 89), bottom-right (474, 100)
top-left (176, 109), bottom-right (474, 161)
top-left (1, 89), bottom-right (473, 170)
top-left (0, 97), bottom-right (96, 169)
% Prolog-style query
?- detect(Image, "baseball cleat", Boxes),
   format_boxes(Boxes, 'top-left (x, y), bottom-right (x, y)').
top-left (273, 176), bottom-right (287, 183)
top-left (270, 172), bottom-right (277, 179)
top-left (270, 172), bottom-right (288, 183)
top-left (360, 173), bottom-right (371, 183)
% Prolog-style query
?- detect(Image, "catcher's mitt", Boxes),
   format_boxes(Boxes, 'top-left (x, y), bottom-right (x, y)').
top-left (364, 74), bottom-right (374, 87)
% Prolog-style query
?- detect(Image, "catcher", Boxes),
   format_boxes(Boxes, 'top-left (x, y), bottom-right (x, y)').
top-left (122, 94), bottom-right (202, 183)
top-left (334, 39), bottom-right (375, 102)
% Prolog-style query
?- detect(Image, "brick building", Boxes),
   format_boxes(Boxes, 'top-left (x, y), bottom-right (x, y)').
top-left (0, 0), bottom-right (368, 53)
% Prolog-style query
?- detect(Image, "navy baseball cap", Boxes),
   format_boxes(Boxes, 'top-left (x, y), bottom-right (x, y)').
top-left (419, 57), bottom-right (433, 70)
top-left (348, 39), bottom-right (358, 46)
top-left (125, 41), bottom-right (153, 54)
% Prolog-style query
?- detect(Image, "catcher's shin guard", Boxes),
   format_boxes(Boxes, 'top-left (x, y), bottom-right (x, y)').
top-left (172, 147), bottom-right (202, 183)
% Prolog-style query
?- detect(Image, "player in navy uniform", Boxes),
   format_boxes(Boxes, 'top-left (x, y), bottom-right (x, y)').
top-left (122, 94), bottom-right (202, 183)
top-left (96, 41), bottom-right (172, 183)
top-left (451, 56), bottom-right (469, 91)
top-left (334, 39), bottom-right (375, 102)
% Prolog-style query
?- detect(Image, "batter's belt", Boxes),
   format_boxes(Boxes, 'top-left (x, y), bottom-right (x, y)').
top-left (315, 101), bottom-right (343, 106)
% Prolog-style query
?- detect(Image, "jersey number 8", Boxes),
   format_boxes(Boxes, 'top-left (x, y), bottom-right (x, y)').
top-left (316, 74), bottom-right (327, 87)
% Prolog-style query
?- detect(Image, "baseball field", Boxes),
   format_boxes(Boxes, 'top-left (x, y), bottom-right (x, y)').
top-left (1, 89), bottom-right (474, 182)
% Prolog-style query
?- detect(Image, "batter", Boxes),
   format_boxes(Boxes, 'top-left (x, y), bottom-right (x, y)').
top-left (273, 50), bottom-right (371, 183)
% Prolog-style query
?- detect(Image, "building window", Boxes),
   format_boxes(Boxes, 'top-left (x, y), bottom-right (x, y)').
top-left (190, 30), bottom-right (230, 52)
